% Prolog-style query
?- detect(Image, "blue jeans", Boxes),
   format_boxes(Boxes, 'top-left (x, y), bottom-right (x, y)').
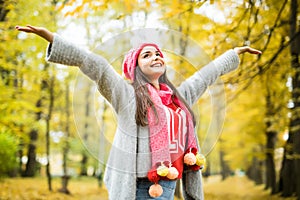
top-left (136, 178), bottom-right (177, 200)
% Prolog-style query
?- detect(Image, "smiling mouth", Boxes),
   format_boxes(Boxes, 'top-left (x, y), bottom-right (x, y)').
top-left (151, 63), bottom-right (163, 67)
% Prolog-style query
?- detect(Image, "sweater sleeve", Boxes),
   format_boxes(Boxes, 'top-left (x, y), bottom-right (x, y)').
top-left (177, 49), bottom-right (239, 105)
top-left (46, 34), bottom-right (135, 113)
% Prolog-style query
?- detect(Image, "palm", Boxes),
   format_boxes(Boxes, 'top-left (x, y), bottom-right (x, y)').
top-left (15, 25), bottom-right (53, 43)
top-left (234, 46), bottom-right (262, 55)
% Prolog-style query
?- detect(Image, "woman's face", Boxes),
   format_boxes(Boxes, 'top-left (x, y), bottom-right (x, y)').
top-left (137, 46), bottom-right (166, 82)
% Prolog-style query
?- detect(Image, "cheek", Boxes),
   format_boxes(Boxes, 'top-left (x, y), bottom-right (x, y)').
top-left (139, 65), bottom-right (148, 75)
top-left (138, 59), bottom-right (151, 68)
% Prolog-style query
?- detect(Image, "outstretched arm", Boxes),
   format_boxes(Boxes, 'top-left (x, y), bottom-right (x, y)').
top-left (15, 25), bottom-right (54, 43)
top-left (178, 46), bottom-right (261, 105)
top-left (15, 24), bottom-right (133, 114)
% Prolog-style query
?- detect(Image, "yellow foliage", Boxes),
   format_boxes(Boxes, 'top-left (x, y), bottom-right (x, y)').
top-left (1, 0), bottom-right (294, 181)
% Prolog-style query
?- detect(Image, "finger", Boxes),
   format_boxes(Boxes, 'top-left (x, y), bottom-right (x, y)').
top-left (15, 25), bottom-right (24, 30)
top-left (244, 47), bottom-right (261, 54)
top-left (15, 26), bottom-right (33, 32)
top-left (249, 48), bottom-right (262, 54)
top-left (26, 25), bottom-right (37, 31)
top-left (253, 50), bottom-right (262, 54)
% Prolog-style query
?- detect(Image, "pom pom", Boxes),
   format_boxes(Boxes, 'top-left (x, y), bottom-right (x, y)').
top-left (149, 184), bottom-right (163, 198)
top-left (157, 164), bottom-right (169, 177)
top-left (166, 167), bottom-right (179, 180)
top-left (184, 152), bottom-right (196, 165)
top-left (147, 169), bottom-right (160, 183)
top-left (196, 153), bottom-right (206, 168)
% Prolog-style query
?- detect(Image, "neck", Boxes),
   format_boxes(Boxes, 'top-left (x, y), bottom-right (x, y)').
top-left (150, 80), bottom-right (160, 89)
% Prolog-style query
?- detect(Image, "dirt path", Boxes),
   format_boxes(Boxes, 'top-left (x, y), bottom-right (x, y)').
top-left (204, 175), bottom-right (296, 200)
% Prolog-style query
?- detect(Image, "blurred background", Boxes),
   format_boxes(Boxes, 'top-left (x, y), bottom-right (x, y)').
top-left (0, 0), bottom-right (299, 199)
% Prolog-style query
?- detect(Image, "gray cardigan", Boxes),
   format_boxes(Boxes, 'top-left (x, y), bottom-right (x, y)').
top-left (46, 34), bottom-right (240, 200)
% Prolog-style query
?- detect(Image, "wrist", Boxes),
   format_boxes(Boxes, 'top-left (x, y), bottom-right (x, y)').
top-left (39, 28), bottom-right (53, 43)
top-left (44, 30), bottom-right (54, 43)
top-left (233, 47), bottom-right (241, 55)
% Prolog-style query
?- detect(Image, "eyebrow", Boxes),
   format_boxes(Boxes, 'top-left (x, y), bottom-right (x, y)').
top-left (140, 50), bottom-right (160, 56)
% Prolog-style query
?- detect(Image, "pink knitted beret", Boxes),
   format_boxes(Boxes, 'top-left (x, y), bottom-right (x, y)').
top-left (122, 43), bottom-right (164, 81)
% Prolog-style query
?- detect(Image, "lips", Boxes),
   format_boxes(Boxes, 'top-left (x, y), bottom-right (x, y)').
top-left (151, 63), bottom-right (163, 67)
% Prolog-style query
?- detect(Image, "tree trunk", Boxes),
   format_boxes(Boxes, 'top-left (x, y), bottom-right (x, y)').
top-left (265, 131), bottom-right (277, 194)
top-left (264, 83), bottom-right (277, 194)
top-left (278, 0), bottom-right (300, 197)
top-left (18, 139), bottom-right (24, 175)
top-left (278, 137), bottom-right (295, 196)
top-left (59, 84), bottom-right (70, 194)
top-left (246, 154), bottom-right (263, 185)
top-left (46, 75), bottom-right (55, 191)
top-left (80, 87), bottom-right (91, 176)
top-left (289, 0), bottom-right (300, 198)
top-left (23, 129), bottom-right (38, 176)
top-left (0, 0), bottom-right (9, 21)
top-left (220, 149), bottom-right (231, 180)
top-left (24, 98), bottom-right (43, 176)
top-left (24, 61), bottom-right (48, 177)
top-left (80, 153), bottom-right (88, 176)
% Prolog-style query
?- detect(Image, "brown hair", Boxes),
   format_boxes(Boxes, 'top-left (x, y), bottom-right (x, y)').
top-left (132, 66), bottom-right (196, 126)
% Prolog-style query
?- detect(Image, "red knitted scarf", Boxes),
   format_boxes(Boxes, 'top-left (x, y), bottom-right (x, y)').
top-left (147, 83), bottom-right (198, 168)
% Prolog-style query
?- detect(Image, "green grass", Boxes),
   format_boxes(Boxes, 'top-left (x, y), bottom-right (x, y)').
top-left (0, 176), bottom-right (297, 200)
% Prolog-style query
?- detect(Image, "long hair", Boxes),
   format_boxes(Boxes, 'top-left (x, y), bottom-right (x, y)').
top-left (132, 66), bottom-right (196, 126)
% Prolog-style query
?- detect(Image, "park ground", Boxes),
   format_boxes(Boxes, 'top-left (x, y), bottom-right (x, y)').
top-left (0, 175), bottom-right (297, 200)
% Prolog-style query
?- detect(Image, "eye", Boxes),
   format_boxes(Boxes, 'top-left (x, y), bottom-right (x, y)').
top-left (156, 53), bottom-right (161, 57)
top-left (143, 54), bottom-right (149, 58)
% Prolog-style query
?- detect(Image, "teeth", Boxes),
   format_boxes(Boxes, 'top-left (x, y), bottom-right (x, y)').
top-left (152, 63), bottom-right (161, 67)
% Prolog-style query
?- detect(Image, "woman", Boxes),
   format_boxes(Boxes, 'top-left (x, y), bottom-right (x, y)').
top-left (16, 25), bottom-right (261, 200)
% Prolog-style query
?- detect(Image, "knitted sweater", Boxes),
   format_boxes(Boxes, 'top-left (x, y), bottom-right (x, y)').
top-left (46, 34), bottom-right (240, 200)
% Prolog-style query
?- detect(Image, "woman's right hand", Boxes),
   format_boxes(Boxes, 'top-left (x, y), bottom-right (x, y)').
top-left (15, 25), bottom-right (54, 43)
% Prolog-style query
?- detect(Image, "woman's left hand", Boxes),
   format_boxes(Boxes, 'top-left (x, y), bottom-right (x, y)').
top-left (15, 25), bottom-right (54, 43)
top-left (234, 46), bottom-right (262, 55)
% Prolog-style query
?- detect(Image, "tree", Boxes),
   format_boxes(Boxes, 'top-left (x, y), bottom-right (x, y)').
top-left (79, 82), bottom-right (92, 176)
top-left (12, 1), bottom-right (297, 198)
top-left (59, 82), bottom-right (71, 194)
top-left (279, 134), bottom-right (295, 196)
top-left (263, 68), bottom-right (287, 194)
top-left (289, 0), bottom-right (300, 198)
top-left (210, 1), bottom-right (294, 194)
top-left (280, 0), bottom-right (300, 198)
top-left (23, 66), bottom-right (47, 177)
top-left (1, 0), bottom-right (59, 179)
